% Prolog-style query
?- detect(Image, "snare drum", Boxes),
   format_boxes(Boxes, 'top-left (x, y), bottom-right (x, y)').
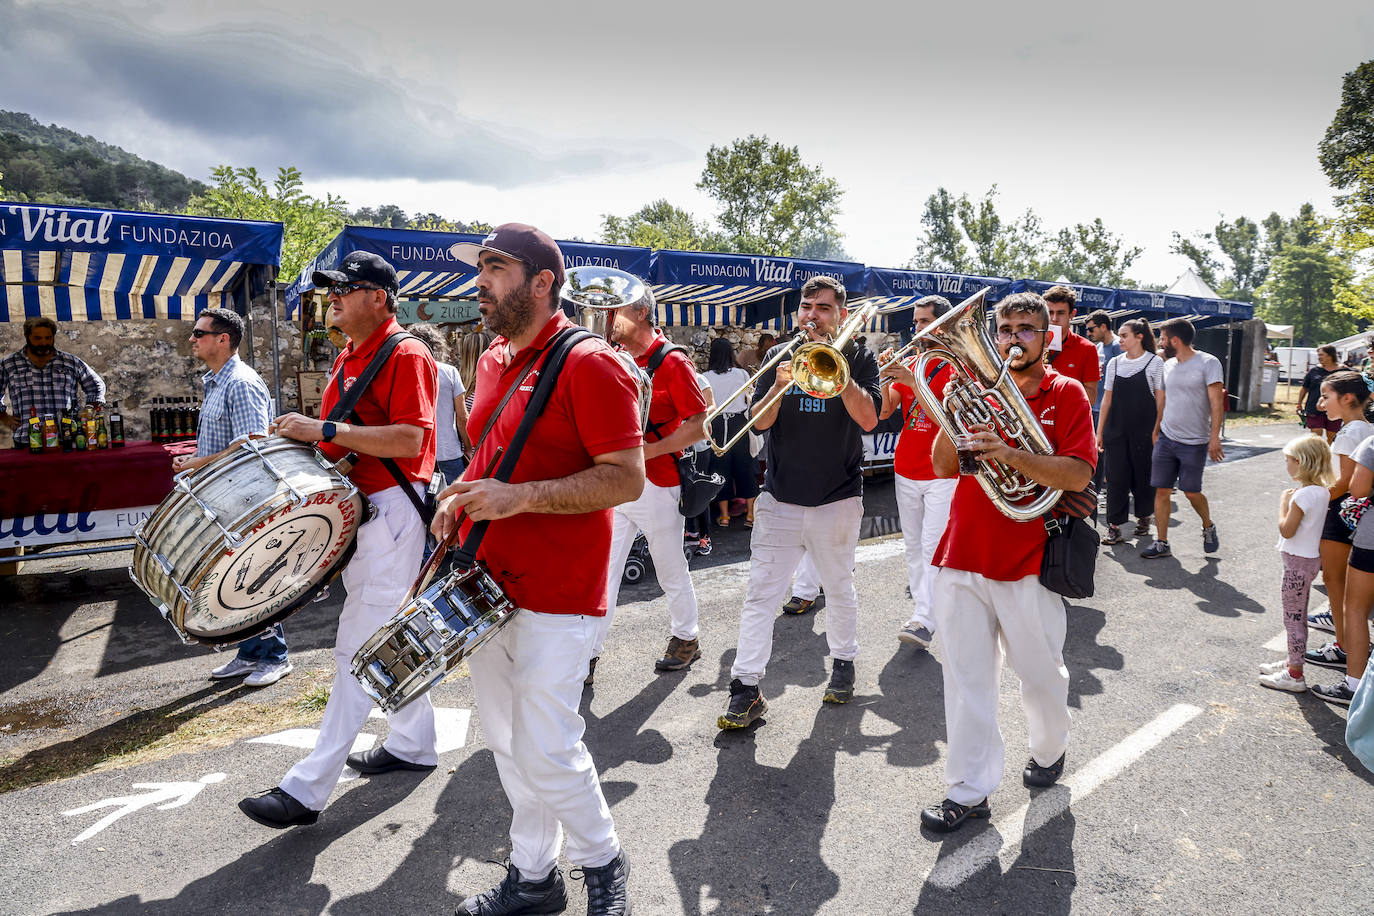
top-left (352, 564), bottom-right (518, 714)
top-left (129, 436), bottom-right (367, 647)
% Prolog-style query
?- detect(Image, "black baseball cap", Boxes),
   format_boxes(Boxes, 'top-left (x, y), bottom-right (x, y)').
top-left (449, 223), bottom-right (565, 288)
top-left (312, 250), bottom-right (399, 295)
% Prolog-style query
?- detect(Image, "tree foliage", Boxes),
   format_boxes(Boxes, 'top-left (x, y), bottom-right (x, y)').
top-left (1320, 61), bottom-right (1374, 190)
top-left (347, 203), bottom-right (491, 236)
top-left (601, 199), bottom-right (725, 251)
top-left (697, 135), bottom-right (847, 259)
top-left (1171, 214), bottom-right (1282, 301)
top-left (184, 166), bottom-right (348, 280)
top-left (1256, 204), bottom-right (1358, 345)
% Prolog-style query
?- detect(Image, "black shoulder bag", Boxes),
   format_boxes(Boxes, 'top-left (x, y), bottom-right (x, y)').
top-left (644, 343), bottom-right (724, 518)
top-left (1039, 484), bottom-right (1100, 599)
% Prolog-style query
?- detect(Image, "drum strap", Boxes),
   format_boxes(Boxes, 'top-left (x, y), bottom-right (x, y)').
top-left (451, 327), bottom-right (597, 570)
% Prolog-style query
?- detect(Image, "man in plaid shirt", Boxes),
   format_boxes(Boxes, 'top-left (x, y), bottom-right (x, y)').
top-left (0, 316), bottom-right (106, 446)
top-left (170, 307), bottom-right (287, 688)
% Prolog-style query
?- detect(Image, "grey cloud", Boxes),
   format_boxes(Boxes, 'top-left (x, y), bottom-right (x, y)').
top-left (0, 0), bottom-right (658, 185)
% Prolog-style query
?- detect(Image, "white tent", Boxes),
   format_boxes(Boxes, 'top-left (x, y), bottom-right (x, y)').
top-left (1265, 323), bottom-right (1294, 342)
top-left (1166, 268), bottom-right (1222, 300)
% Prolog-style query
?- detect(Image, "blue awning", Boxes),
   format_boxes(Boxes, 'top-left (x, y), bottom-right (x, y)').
top-left (0, 202), bottom-right (283, 322)
top-left (863, 268), bottom-right (1013, 332)
top-left (287, 226), bottom-right (653, 319)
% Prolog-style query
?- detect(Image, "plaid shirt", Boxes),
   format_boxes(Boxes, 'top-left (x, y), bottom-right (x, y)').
top-left (197, 355), bottom-right (272, 456)
top-left (0, 348), bottom-right (106, 421)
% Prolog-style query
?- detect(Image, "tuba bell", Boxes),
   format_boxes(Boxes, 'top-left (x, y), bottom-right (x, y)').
top-left (559, 265), bottom-right (654, 431)
top-left (909, 288), bottom-right (1062, 521)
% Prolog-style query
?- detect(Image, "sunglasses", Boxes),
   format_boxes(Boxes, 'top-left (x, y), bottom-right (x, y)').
top-left (995, 329), bottom-right (1049, 344)
top-left (327, 282), bottom-right (380, 298)
top-left (190, 328), bottom-right (226, 339)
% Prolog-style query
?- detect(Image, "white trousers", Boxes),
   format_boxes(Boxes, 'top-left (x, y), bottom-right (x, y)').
top-left (895, 474), bottom-right (956, 631)
top-left (279, 485), bottom-right (437, 811)
top-left (793, 553), bottom-right (821, 601)
top-left (469, 609), bottom-right (621, 876)
top-left (731, 492), bottom-right (864, 684)
top-left (593, 480), bottom-right (699, 656)
top-left (931, 568), bottom-right (1070, 806)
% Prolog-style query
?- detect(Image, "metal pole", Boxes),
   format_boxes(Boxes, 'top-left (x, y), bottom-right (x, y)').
top-left (270, 282), bottom-right (282, 412)
top-left (243, 282), bottom-right (257, 371)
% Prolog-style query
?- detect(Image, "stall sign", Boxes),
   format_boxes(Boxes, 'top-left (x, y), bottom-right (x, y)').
top-left (1, 506), bottom-right (155, 549)
top-left (861, 431), bottom-right (897, 472)
top-left (396, 300), bottom-right (481, 326)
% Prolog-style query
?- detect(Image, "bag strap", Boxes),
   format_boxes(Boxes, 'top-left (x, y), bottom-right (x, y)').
top-left (451, 328), bottom-right (596, 569)
top-left (327, 331), bottom-right (410, 422)
top-left (642, 341), bottom-right (687, 442)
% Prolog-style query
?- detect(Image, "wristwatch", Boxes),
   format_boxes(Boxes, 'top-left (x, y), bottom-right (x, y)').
top-left (321, 421), bottom-right (337, 442)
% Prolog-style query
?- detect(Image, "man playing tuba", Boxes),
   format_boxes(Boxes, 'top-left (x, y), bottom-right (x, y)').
top-left (919, 291), bottom-right (1096, 833)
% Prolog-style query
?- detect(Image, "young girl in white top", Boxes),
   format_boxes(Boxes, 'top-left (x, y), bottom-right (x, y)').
top-left (1261, 434), bottom-right (1336, 691)
top-left (1308, 371), bottom-right (1374, 668)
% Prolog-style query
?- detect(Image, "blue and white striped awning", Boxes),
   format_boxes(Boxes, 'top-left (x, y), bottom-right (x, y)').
top-left (288, 226), bottom-right (652, 320)
top-left (655, 303), bottom-right (740, 327)
top-left (0, 203), bottom-right (282, 322)
top-left (649, 250), bottom-right (868, 328)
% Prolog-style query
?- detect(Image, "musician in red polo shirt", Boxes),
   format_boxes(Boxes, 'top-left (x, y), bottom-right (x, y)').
top-left (435, 224), bottom-right (643, 915)
top-left (240, 250), bottom-right (440, 829)
top-left (879, 295), bottom-right (957, 651)
top-left (919, 291), bottom-right (1096, 835)
top-left (1044, 285), bottom-right (1100, 407)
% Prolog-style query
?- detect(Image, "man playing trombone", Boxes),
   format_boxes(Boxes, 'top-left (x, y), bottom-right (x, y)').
top-left (718, 275), bottom-right (882, 729)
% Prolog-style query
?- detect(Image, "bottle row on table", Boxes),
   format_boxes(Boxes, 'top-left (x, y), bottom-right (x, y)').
top-left (24, 403), bottom-right (124, 454)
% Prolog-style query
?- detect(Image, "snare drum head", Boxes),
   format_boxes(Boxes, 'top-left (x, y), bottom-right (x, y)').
top-left (183, 489), bottom-right (366, 641)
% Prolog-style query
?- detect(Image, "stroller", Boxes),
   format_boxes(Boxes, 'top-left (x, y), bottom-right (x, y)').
top-left (622, 532), bottom-right (698, 585)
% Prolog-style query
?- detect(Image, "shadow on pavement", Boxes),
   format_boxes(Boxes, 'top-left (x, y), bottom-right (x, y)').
top-left (1063, 604), bottom-right (1124, 710)
top-left (1295, 694), bottom-right (1374, 788)
top-left (581, 669), bottom-right (679, 807)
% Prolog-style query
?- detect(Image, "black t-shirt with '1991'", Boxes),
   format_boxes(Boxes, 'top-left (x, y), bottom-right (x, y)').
top-left (752, 339), bottom-right (883, 507)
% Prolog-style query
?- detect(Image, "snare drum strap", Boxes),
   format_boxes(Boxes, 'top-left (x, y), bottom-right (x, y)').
top-left (451, 327), bottom-right (597, 570)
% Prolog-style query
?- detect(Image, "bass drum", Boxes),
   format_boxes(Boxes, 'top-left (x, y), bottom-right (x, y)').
top-left (352, 564), bottom-right (518, 714)
top-left (129, 436), bottom-right (367, 647)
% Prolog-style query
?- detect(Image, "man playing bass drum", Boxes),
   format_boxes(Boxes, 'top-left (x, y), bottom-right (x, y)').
top-left (920, 291), bottom-right (1096, 834)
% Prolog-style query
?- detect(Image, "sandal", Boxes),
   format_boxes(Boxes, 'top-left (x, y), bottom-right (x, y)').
top-left (743, 516), bottom-right (754, 529)
top-left (716, 515), bottom-right (730, 528)
top-left (919, 797), bottom-right (990, 833)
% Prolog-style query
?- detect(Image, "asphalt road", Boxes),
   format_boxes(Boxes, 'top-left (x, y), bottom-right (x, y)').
top-left (2, 420), bottom-right (1372, 915)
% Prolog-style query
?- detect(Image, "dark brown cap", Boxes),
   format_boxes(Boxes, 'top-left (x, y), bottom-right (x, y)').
top-left (449, 223), bottom-right (565, 288)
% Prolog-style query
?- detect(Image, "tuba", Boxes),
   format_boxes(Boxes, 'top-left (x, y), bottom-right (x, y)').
top-left (560, 266), bottom-right (654, 431)
top-left (909, 288), bottom-right (1061, 521)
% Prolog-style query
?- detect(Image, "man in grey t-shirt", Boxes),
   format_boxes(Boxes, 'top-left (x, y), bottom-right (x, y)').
top-left (1142, 318), bottom-right (1225, 558)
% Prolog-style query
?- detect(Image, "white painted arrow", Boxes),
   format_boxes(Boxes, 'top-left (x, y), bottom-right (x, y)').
top-left (62, 773), bottom-right (226, 845)
top-left (247, 707), bottom-right (471, 757)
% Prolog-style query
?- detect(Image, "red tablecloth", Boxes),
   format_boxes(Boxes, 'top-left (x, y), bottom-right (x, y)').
top-left (0, 440), bottom-right (196, 517)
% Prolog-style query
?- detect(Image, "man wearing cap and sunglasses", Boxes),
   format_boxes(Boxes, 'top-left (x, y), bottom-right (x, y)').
top-left (238, 251), bottom-right (443, 828)
top-left (434, 223), bottom-right (642, 915)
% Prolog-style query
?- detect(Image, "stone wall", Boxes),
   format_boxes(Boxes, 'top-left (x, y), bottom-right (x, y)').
top-left (0, 284), bottom-right (303, 448)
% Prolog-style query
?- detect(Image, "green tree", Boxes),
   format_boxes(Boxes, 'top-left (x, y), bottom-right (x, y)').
top-left (1171, 214), bottom-right (1279, 301)
top-left (184, 165), bottom-right (348, 280)
top-left (955, 187), bottom-right (1046, 277)
top-left (1319, 61), bottom-right (1374, 190)
top-left (601, 199), bottom-right (724, 251)
top-left (697, 135), bottom-right (846, 258)
top-left (1331, 155), bottom-right (1374, 322)
top-left (407, 213), bottom-right (492, 235)
top-left (1042, 219), bottom-right (1142, 286)
top-left (909, 188), bottom-right (967, 272)
top-left (1258, 205), bottom-right (1357, 345)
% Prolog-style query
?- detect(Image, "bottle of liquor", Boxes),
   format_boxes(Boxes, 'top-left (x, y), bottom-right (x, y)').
top-left (109, 401), bottom-right (125, 447)
top-left (96, 406), bottom-right (109, 449)
top-left (59, 409), bottom-right (75, 452)
top-left (180, 398), bottom-right (192, 441)
top-left (151, 397), bottom-right (164, 444)
top-left (169, 398), bottom-right (182, 441)
top-left (74, 414), bottom-right (87, 451)
top-left (42, 413), bottom-right (59, 452)
top-left (81, 404), bottom-right (97, 451)
top-left (27, 407), bottom-right (42, 454)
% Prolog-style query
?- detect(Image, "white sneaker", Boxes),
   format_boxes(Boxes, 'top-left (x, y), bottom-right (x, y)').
top-left (1258, 659), bottom-right (1290, 674)
top-left (1259, 669), bottom-right (1307, 692)
top-left (210, 656), bottom-right (257, 680)
top-left (244, 661), bottom-right (293, 687)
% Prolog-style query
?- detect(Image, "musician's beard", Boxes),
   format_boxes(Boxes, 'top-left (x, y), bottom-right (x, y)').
top-left (482, 281), bottom-right (538, 340)
top-left (26, 344), bottom-right (54, 357)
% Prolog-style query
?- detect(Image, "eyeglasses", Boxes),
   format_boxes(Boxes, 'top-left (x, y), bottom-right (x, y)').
top-left (995, 329), bottom-right (1049, 344)
top-left (327, 282), bottom-right (379, 299)
top-left (190, 329), bottom-right (226, 339)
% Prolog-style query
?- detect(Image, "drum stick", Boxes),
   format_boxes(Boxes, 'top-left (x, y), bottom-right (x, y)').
top-left (405, 447), bottom-right (503, 602)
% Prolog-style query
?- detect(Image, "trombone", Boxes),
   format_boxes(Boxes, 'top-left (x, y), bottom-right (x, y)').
top-left (703, 301), bottom-right (880, 456)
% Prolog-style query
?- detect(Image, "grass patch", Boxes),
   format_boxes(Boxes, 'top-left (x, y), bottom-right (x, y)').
top-left (0, 669), bottom-right (333, 794)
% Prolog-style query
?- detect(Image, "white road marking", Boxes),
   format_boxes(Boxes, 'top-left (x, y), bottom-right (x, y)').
top-left (245, 707), bottom-right (470, 756)
top-left (1262, 632), bottom-right (1288, 653)
top-left (62, 773), bottom-right (226, 844)
top-left (247, 728), bottom-right (376, 753)
top-left (923, 703), bottom-right (1203, 889)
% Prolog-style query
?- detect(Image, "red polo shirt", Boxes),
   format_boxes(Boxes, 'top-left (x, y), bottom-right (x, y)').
top-left (1049, 330), bottom-right (1101, 388)
top-left (639, 332), bottom-right (709, 488)
top-left (890, 360), bottom-right (954, 481)
top-left (933, 368), bottom-right (1096, 580)
top-left (461, 311), bottom-right (643, 616)
top-left (318, 317), bottom-right (437, 496)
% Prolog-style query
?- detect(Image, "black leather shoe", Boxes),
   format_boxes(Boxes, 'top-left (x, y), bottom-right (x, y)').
top-left (346, 745), bottom-right (437, 775)
top-left (919, 797), bottom-right (990, 834)
top-left (1023, 751), bottom-right (1066, 788)
top-left (823, 658), bottom-right (855, 704)
top-left (573, 850), bottom-right (630, 916)
top-left (455, 860), bottom-right (567, 915)
top-left (238, 787), bottom-right (319, 828)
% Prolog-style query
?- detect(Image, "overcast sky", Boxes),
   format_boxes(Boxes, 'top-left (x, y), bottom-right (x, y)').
top-left (3, 0), bottom-right (1372, 284)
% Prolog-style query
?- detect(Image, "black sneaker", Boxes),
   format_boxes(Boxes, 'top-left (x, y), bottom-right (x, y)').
top-left (919, 797), bottom-right (991, 834)
top-left (781, 593), bottom-right (825, 615)
top-left (1311, 681), bottom-right (1356, 706)
top-left (1304, 641), bottom-right (1348, 671)
top-left (1133, 517), bottom-right (1153, 538)
top-left (718, 678), bottom-right (767, 729)
top-left (1202, 524), bottom-right (1219, 554)
top-left (1140, 539), bottom-right (1171, 559)
top-left (455, 860), bottom-right (567, 915)
top-left (823, 659), bottom-right (855, 704)
top-left (572, 850), bottom-right (630, 916)
top-left (1023, 751), bottom-right (1066, 788)
top-left (1101, 524), bottom-right (1124, 545)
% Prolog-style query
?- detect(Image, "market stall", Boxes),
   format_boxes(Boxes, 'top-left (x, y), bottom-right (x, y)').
top-left (0, 202), bottom-right (284, 558)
